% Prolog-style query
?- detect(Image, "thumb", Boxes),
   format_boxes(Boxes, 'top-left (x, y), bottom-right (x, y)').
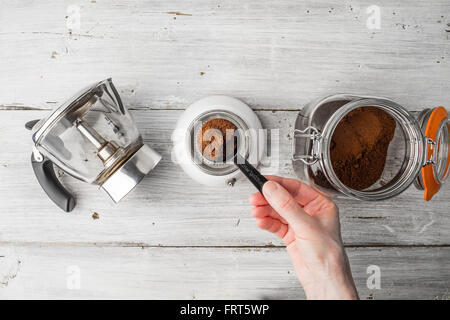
top-left (262, 180), bottom-right (314, 235)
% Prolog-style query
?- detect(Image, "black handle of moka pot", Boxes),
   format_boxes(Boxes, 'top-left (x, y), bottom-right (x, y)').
top-left (26, 119), bottom-right (76, 212)
top-left (233, 153), bottom-right (268, 194)
top-left (31, 155), bottom-right (76, 212)
top-left (25, 119), bottom-right (40, 130)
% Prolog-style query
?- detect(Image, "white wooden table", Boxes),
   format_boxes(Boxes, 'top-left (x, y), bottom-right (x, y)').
top-left (0, 0), bottom-right (449, 299)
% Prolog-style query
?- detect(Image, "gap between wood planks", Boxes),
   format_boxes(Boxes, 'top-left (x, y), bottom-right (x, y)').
top-left (0, 104), bottom-right (303, 112)
top-left (0, 105), bottom-right (426, 113)
top-left (0, 241), bottom-right (449, 248)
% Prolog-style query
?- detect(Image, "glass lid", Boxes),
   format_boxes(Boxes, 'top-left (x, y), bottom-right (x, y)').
top-left (30, 78), bottom-right (143, 184)
top-left (31, 79), bottom-right (106, 144)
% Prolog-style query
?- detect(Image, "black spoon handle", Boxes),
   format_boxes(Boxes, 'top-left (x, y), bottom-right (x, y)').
top-left (234, 153), bottom-right (268, 193)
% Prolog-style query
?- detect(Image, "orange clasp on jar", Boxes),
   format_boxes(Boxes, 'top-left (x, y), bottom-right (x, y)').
top-left (422, 106), bottom-right (450, 201)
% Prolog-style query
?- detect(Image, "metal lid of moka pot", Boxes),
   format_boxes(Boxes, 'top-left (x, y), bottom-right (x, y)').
top-left (101, 144), bottom-right (162, 202)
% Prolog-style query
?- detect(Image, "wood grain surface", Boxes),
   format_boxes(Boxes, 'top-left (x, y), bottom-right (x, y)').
top-left (1, 246), bottom-right (449, 300)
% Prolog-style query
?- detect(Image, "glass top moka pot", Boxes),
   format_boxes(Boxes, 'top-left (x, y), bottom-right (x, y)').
top-left (26, 79), bottom-right (161, 212)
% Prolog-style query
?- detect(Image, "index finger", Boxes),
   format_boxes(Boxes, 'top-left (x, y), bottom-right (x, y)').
top-left (256, 175), bottom-right (323, 207)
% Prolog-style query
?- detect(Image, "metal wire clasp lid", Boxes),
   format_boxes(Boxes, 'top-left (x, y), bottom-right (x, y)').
top-left (292, 126), bottom-right (322, 165)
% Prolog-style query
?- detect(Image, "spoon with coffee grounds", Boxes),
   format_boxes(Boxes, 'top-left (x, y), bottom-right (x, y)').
top-left (197, 122), bottom-right (267, 193)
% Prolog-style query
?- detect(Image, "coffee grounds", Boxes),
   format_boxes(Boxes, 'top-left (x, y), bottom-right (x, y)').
top-left (197, 118), bottom-right (236, 162)
top-left (330, 106), bottom-right (396, 190)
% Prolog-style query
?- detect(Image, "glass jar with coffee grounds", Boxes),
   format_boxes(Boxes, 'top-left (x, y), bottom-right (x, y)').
top-left (292, 94), bottom-right (450, 201)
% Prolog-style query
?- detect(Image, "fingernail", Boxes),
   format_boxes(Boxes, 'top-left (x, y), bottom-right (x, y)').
top-left (263, 181), bottom-right (278, 197)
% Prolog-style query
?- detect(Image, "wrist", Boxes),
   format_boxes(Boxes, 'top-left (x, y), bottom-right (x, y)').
top-left (304, 278), bottom-right (358, 300)
top-left (300, 247), bottom-right (359, 300)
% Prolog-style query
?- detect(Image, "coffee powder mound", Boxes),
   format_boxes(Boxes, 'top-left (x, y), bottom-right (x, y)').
top-left (197, 118), bottom-right (236, 162)
top-left (330, 107), bottom-right (396, 190)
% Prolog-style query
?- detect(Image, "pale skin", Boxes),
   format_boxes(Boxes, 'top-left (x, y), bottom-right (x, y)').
top-left (249, 176), bottom-right (359, 300)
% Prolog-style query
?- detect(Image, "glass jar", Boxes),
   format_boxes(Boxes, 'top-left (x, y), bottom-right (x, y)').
top-left (292, 94), bottom-right (449, 201)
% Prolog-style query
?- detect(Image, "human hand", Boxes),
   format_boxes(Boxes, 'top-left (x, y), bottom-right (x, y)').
top-left (249, 176), bottom-right (358, 300)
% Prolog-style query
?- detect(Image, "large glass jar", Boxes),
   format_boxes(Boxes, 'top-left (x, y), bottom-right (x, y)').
top-left (292, 94), bottom-right (449, 201)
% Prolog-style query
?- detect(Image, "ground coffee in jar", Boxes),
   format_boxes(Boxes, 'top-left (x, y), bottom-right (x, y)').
top-left (330, 106), bottom-right (396, 190)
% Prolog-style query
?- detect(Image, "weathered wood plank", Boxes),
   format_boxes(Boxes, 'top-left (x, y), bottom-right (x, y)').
top-left (1, 0), bottom-right (449, 301)
top-left (0, 245), bottom-right (449, 299)
top-left (0, 0), bottom-right (448, 110)
top-left (0, 110), bottom-right (448, 246)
